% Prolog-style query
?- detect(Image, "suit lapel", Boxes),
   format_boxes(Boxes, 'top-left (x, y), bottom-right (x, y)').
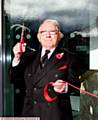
top-left (35, 48), bottom-right (64, 81)
top-left (33, 51), bottom-right (41, 74)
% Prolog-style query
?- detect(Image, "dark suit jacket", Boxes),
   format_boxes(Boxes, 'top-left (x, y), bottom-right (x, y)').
top-left (10, 47), bottom-right (80, 120)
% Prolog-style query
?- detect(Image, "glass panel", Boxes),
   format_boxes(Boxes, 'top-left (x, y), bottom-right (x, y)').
top-left (3, 0), bottom-right (98, 119)
top-left (89, 1), bottom-right (98, 69)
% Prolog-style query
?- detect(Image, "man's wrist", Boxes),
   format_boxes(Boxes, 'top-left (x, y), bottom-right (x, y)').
top-left (12, 57), bottom-right (20, 67)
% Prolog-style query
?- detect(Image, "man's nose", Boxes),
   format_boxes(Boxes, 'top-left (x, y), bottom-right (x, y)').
top-left (46, 32), bottom-right (51, 37)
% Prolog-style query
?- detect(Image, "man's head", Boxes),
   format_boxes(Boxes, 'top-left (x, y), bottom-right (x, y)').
top-left (37, 19), bottom-right (63, 50)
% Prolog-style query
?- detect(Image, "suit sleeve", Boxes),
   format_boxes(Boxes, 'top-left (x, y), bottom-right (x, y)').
top-left (9, 59), bottom-right (26, 84)
top-left (9, 51), bottom-right (35, 84)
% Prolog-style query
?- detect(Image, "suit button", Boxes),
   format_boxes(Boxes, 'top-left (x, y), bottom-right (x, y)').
top-left (15, 89), bottom-right (20, 94)
top-left (48, 88), bottom-right (50, 92)
top-left (34, 87), bottom-right (37, 91)
top-left (25, 89), bottom-right (27, 93)
top-left (34, 101), bottom-right (37, 104)
top-left (48, 103), bottom-right (50, 106)
top-left (28, 73), bottom-right (31, 77)
top-left (55, 74), bottom-right (58, 78)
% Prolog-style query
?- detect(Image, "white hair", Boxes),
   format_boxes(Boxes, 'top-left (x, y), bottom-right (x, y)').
top-left (42, 19), bottom-right (60, 30)
top-left (39, 19), bottom-right (64, 38)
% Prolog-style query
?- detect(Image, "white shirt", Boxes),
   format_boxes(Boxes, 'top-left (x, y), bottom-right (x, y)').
top-left (41, 47), bottom-right (55, 59)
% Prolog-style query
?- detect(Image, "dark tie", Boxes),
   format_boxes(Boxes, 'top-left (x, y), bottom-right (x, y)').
top-left (41, 50), bottom-right (50, 68)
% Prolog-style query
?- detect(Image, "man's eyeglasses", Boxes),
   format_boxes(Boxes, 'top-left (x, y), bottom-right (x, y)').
top-left (39, 30), bottom-right (59, 35)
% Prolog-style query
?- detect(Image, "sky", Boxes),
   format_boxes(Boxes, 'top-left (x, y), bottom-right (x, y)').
top-left (4, 0), bottom-right (98, 32)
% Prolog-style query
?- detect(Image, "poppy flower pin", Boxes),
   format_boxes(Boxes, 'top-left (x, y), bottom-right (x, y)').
top-left (56, 52), bottom-right (64, 59)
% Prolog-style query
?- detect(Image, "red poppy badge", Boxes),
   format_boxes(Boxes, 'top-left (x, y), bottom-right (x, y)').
top-left (56, 53), bottom-right (64, 59)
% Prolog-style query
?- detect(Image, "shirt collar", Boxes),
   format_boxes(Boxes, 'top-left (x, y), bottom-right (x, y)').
top-left (41, 47), bottom-right (55, 58)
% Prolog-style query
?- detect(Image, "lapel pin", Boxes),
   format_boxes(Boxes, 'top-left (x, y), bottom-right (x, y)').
top-left (56, 52), bottom-right (64, 59)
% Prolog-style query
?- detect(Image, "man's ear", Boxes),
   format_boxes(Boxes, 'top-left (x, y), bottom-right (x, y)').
top-left (37, 33), bottom-right (41, 42)
top-left (58, 32), bottom-right (63, 41)
top-left (59, 31), bottom-right (64, 39)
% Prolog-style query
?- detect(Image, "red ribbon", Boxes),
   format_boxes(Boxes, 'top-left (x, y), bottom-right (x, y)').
top-left (44, 81), bottom-right (98, 102)
top-left (44, 82), bottom-right (57, 102)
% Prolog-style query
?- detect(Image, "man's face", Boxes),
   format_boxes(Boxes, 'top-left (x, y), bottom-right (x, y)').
top-left (37, 22), bottom-right (61, 49)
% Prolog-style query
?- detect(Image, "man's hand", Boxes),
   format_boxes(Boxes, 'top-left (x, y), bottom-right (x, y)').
top-left (53, 80), bottom-right (68, 93)
top-left (12, 42), bottom-right (26, 64)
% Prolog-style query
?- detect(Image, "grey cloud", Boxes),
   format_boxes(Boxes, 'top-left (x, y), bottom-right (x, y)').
top-left (4, 0), bottom-right (98, 32)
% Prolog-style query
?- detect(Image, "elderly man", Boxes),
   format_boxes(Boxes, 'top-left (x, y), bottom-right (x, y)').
top-left (10, 19), bottom-right (80, 120)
